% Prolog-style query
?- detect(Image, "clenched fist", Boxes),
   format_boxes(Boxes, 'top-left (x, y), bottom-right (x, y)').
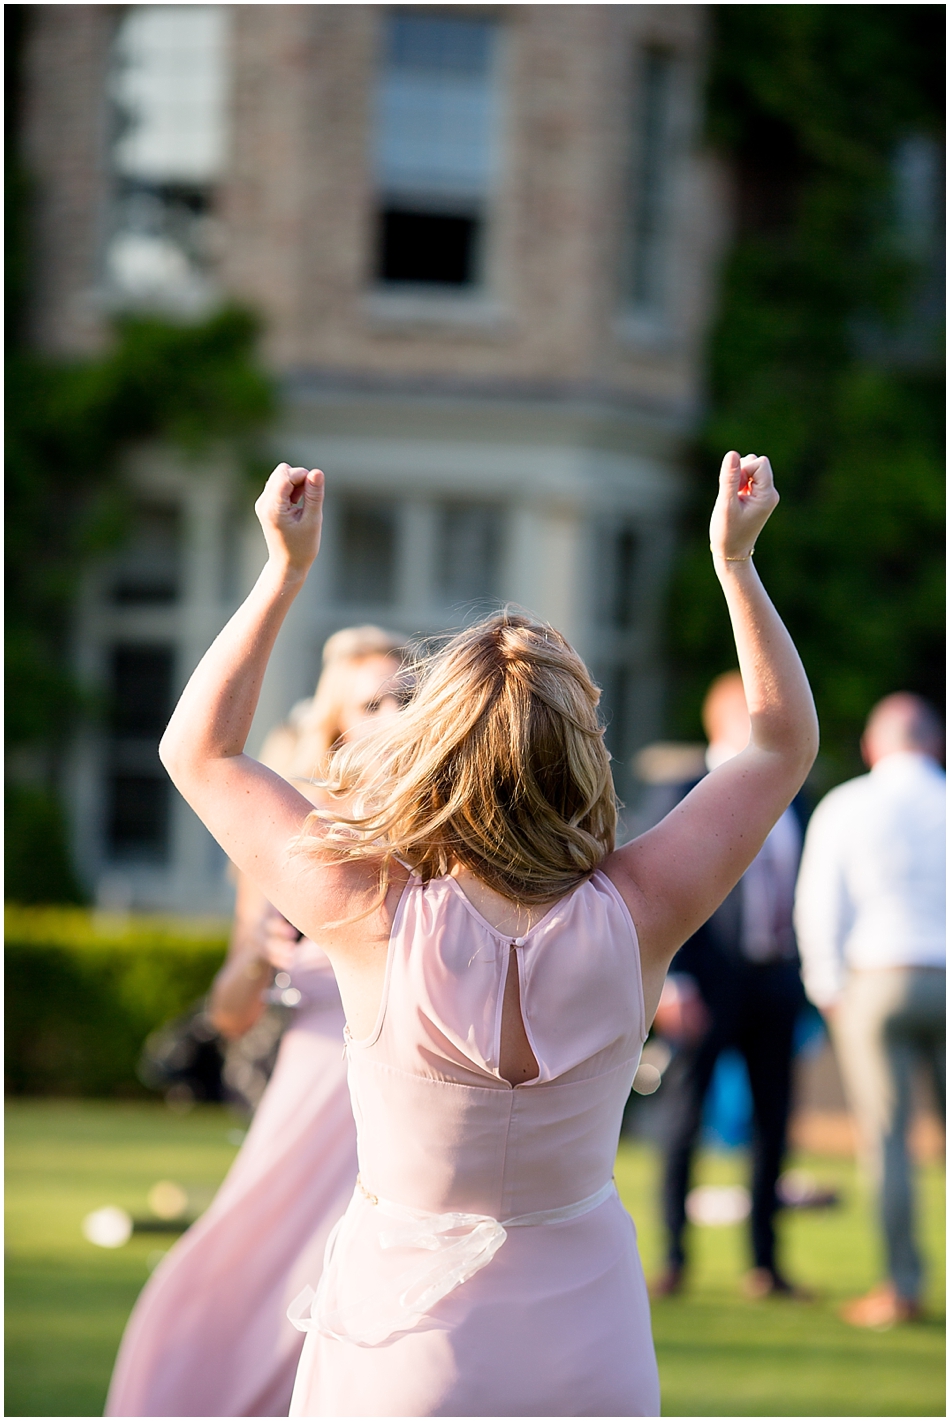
top-left (255, 463), bottom-right (324, 577)
top-left (709, 451), bottom-right (779, 564)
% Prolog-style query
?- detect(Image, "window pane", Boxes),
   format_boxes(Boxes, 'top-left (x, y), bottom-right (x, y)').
top-left (611, 526), bottom-right (640, 630)
top-left (110, 646), bottom-right (175, 737)
top-left (597, 664), bottom-right (640, 807)
top-left (893, 135), bottom-right (941, 257)
top-left (629, 48), bottom-right (677, 311)
top-left (436, 503), bottom-right (501, 606)
top-left (219, 501), bottom-right (245, 605)
top-left (388, 16), bottom-right (493, 76)
top-left (106, 644), bottom-right (175, 861)
top-left (598, 666), bottom-right (630, 762)
top-left (106, 190), bottom-right (214, 305)
top-left (338, 501), bottom-right (397, 605)
top-left (111, 502), bottom-right (182, 605)
top-left (379, 210), bottom-right (478, 285)
top-left (111, 6), bottom-right (229, 184)
top-left (376, 16), bottom-right (496, 206)
top-left (107, 774), bottom-right (170, 858)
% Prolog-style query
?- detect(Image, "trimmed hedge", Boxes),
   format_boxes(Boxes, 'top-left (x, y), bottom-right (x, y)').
top-left (5, 907), bottom-right (228, 1096)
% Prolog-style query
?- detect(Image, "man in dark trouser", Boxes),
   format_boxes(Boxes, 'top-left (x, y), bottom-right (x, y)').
top-left (659, 925), bottom-right (805, 1292)
top-left (652, 672), bottom-right (807, 1298)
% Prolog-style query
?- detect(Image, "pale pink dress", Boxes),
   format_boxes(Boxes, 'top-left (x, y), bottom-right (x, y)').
top-left (106, 939), bottom-right (357, 1418)
top-left (288, 871), bottom-right (659, 1417)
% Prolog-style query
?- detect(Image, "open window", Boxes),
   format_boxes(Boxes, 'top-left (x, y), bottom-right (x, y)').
top-left (374, 13), bottom-right (499, 290)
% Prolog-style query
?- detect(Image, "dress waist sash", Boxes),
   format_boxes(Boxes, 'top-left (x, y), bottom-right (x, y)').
top-left (288, 1177), bottom-right (617, 1346)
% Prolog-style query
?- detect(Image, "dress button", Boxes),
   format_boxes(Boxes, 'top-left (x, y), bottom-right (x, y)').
top-left (513, 937), bottom-right (526, 947)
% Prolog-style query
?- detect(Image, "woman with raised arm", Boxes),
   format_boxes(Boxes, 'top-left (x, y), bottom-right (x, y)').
top-left (158, 452), bottom-right (817, 1417)
top-left (107, 628), bottom-right (406, 1418)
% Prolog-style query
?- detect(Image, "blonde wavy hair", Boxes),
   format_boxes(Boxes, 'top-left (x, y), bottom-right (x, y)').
top-left (305, 611), bottom-right (618, 904)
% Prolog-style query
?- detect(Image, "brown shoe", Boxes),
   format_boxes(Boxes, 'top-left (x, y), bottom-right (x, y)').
top-left (650, 1264), bottom-right (685, 1298)
top-left (743, 1267), bottom-right (814, 1301)
top-left (839, 1284), bottom-right (921, 1329)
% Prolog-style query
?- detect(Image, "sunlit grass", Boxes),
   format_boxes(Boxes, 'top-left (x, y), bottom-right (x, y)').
top-left (5, 1100), bottom-right (241, 1418)
top-left (615, 1138), bottom-right (945, 1416)
top-left (5, 1100), bottom-right (945, 1416)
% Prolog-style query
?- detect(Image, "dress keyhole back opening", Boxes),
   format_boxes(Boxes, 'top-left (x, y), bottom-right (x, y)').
top-left (498, 943), bottom-right (540, 1086)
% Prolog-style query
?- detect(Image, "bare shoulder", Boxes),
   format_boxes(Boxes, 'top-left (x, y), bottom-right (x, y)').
top-left (297, 854), bottom-right (412, 956)
top-left (599, 850), bottom-right (648, 933)
top-left (599, 847), bottom-right (674, 1031)
top-left (599, 844), bottom-right (678, 963)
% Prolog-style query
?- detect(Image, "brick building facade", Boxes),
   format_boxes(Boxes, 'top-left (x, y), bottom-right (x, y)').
top-left (20, 4), bottom-right (728, 912)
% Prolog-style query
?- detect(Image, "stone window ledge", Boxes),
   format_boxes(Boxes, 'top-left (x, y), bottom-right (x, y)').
top-left (362, 287), bottom-right (514, 336)
top-left (613, 308), bottom-right (682, 355)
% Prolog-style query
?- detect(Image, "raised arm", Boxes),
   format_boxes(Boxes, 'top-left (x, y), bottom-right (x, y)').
top-left (207, 713), bottom-right (318, 1038)
top-left (607, 451), bottom-right (819, 1021)
top-left (159, 464), bottom-right (374, 939)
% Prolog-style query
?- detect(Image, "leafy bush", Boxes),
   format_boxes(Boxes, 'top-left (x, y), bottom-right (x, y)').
top-left (5, 907), bottom-right (228, 1096)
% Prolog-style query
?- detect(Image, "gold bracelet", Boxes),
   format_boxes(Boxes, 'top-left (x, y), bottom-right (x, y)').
top-left (710, 544), bottom-right (755, 561)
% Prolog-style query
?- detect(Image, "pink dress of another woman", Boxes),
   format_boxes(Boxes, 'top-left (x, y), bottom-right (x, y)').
top-left (288, 870), bottom-right (660, 1417)
top-left (106, 939), bottom-right (357, 1418)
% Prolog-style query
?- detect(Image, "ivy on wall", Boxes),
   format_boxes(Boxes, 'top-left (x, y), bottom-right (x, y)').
top-left (669, 5), bottom-right (944, 787)
top-left (5, 313), bottom-right (275, 902)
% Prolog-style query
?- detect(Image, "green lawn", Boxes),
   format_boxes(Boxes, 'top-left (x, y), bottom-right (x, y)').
top-left (5, 1098), bottom-right (945, 1417)
top-left (5, 1100), bottom-right (241, 1419)
top-left (615, 1143), bottom-right (945, 1416)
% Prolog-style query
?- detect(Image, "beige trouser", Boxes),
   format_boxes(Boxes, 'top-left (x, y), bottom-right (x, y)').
top-left (832, 966), bottom-right (945, 1301)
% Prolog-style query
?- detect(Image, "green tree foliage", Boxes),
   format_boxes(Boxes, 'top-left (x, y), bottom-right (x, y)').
top-left (670, 6), bottom-right (944, 785)
top-left (5, 311), bottom-right (275, 901)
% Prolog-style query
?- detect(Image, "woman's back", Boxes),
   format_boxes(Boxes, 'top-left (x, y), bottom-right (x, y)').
top-left (353, 870), bottom-right (644, 1214)
top-left (288, 870), bottom-right (660, 1417)
top-left (159, 454), bottom-right (818, 1417)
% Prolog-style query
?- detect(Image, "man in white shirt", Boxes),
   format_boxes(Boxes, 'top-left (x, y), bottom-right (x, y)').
top-left (795, 693), bottom-right (945, 1328)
